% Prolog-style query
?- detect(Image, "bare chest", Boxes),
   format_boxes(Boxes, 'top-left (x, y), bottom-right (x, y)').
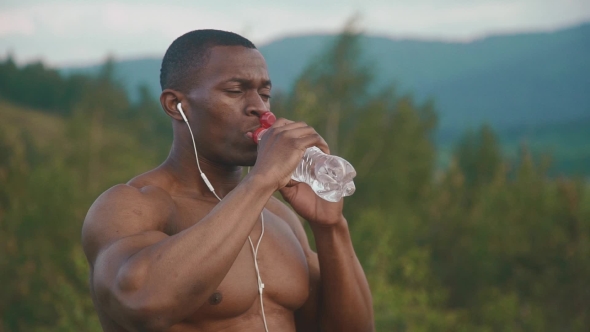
top-left (167, 199), bottom-right (311, 324)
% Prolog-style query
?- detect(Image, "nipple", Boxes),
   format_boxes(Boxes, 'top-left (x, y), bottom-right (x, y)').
top-left (208, 291), bottom-right (223, 305)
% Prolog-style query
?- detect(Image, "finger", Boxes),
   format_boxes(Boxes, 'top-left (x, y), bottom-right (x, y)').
top-left (275, 125), bottom-right (317, 139)
top-left (265, 119), bottom-right (331, 153)
top-left (271, 117), bottom-right (295, 128)
top-left (284, 179), bottom-right (300, 187)
top-left (278, 181), bottom-right (301, 202)
top-left (264, 121), bottom-right (313, 138)
top-left (292, 133), bottom-right (331, 154)
top-left (257, 120), bottom-right (305, 144)
top-left (270, 120), bottom-right (308, 132)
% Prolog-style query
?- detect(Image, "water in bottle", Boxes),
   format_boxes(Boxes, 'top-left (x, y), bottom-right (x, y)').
top-left (252, 112), bottom-right (356, 202)
top-left (291, 146), bottom-right (356, 202)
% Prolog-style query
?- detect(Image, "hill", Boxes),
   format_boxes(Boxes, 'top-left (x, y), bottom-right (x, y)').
top-left (60, 23), bottom-right (590, 132)
top-left (435, 117), bottom-right (590, 176)
top-left (0, 99), bottom-right (65, 147)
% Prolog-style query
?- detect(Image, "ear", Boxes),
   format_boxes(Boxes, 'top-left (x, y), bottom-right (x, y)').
top-left (160, 89), bottom-right (185, 122)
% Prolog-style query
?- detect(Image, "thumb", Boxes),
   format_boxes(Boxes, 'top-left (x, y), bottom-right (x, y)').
top-left (279, 181), bottom-right (300, 203)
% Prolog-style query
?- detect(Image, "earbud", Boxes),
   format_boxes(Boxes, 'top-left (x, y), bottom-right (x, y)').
top-left (177, 102), bottom-right (189, 123)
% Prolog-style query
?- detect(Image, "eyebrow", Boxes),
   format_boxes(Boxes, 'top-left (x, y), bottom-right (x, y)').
top-left (225, 77), bottom-right (272, 88)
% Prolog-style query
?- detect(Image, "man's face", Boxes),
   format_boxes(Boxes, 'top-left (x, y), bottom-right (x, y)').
top-left (184, 45), bottom-right (272, 166)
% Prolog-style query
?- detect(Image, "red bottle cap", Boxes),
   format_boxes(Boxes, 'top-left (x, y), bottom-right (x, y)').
top-left (260, 112), bottom-right (276, 128)
top-left (252, 127), bottom-right (268, 143)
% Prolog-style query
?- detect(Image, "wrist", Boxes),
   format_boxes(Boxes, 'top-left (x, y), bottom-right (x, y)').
top-left (310, 217), bottom-right (351, 251)
top-left (242, 171), bottom-right (277, 197)
top-left (310, 215), bottom-right (348, 232)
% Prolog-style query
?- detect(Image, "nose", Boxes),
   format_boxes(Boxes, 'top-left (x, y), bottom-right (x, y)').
top-left (245, 91), bottom-right (269, 118)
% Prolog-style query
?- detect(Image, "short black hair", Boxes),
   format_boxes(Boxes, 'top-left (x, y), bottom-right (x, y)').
top-left (160, 29), bottom-right (256, 91)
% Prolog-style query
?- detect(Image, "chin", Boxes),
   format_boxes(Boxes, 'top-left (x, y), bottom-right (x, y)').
top-left (242, 155), bottom-right (258, 167)
top-left (230, 149), bottom-right (257, 167)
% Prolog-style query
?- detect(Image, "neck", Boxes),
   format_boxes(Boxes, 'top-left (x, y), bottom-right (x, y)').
top-left (161, 138), bottom-right (244, 200)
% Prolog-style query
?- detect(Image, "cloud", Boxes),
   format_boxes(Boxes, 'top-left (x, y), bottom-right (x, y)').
top-left (94, 2), bottom-right (355, 44)
top-left (0, 1), bottom-right (356, 57)
top-left (366, 1), bottom-right (528, 40)
top-left (0, 8), bottom-right (35, 36)
top-left (0, 0), bottom-right (589, 65)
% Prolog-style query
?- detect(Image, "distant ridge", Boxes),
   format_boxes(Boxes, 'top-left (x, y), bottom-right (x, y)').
top-left (60, 22), bottom-right (590, 132)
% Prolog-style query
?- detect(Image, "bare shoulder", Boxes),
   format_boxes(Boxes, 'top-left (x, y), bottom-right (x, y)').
top-left (81, 181), bottom-right (175, 266)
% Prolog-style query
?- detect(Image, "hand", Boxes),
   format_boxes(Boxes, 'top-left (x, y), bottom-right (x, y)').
top-left (250, 118), bottom-right (329, 191)
top-left (279, 181), bottom-right (345, 226)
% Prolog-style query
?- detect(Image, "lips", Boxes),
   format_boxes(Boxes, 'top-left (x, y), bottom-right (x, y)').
top-left (244, 125), bottom-right (261, 140)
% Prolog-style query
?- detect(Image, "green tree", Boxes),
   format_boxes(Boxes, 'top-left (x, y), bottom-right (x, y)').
top-left (2, 20), bottom-right (590, 332)
top-left (429, 130), bottom-right (590, 331)
top-left (273, 21), bottom-right (456, 330)
top-left (0, 128), bottom-right (101, 331)
top-left (0, 57), bottom-right (171, 331)
top-left (454, 124), bottom-right (503, 190)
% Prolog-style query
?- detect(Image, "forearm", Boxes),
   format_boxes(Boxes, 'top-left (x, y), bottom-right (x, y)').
top-left (113, 174), bottom-right (275, 325)
top-left (312, 218), bottom-right (374, 332)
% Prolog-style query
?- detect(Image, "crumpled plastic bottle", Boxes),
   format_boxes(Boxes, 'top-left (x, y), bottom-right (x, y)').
top-left (252, 112), bottom-right (356, 202)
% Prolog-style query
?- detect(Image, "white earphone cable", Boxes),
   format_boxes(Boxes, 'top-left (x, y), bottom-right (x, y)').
top-left (248, 213), bottom-right (268, 332)
top-left (180, 104), bottom-right (268, 331)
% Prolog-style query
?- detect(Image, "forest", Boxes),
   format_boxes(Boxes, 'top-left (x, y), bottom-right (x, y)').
top-left (1, 28), bottom-right (589, 331)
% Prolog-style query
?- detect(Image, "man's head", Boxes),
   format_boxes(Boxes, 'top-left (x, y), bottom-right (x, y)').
top-left (160, 29), bottom-right (257, 92)
top-left (160, 30), bottom-right (272, 168)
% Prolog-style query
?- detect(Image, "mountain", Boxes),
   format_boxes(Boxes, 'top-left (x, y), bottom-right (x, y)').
top-left (60, 23), bottom-right (590, 132)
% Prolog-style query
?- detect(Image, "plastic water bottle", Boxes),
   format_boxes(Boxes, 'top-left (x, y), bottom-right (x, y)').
top-left (290, 146), bottom-right (356, 202)
top-left (253, 112), bottom-right (357, 202)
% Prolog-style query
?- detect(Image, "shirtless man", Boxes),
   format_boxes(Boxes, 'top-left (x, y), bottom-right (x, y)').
top-left (82, 29), bottom-right (374, 332)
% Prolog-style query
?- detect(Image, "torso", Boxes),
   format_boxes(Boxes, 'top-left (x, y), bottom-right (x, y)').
top-left (94, 170), bottom-right (311, 332)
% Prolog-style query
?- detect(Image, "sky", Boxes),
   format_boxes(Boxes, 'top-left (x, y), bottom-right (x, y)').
top-left (1, 0), bottom-right (589, 67)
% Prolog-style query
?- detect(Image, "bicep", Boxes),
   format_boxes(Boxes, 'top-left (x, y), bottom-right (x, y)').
top-left (82, 184), bottom-right (172, 307)
top-left (92, 230), bottom-right (168, 295)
